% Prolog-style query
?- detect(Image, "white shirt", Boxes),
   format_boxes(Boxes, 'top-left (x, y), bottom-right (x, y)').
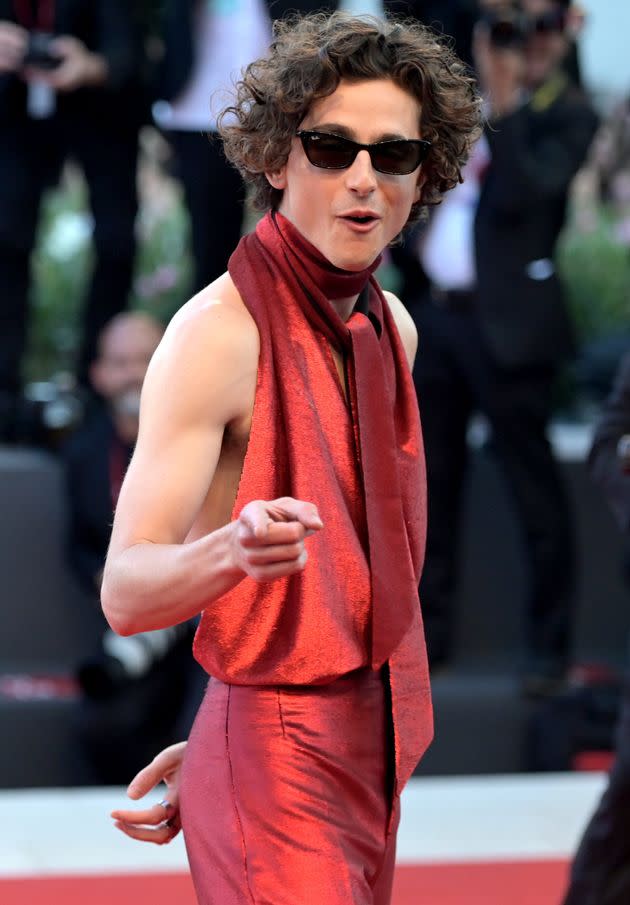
top-left (420, 135), bottom-right (491, 291)
top-left (153, 0), bottom-right (272, 132)
top-left (338, 0), bottom-right (384, 15)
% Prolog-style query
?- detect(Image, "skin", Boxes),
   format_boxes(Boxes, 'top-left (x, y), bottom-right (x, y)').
top-left (87, 313), bottom-right (164, 591)
top-left (101, 76), bottom-right (423, 638)
top-left (268, 78), bottom-right (423, 291)
top-left (0, 21), bottom-right (27, 73)
top-left (105, 77), bottom-right (424, 842)
top-left (90, 312), bottom-right (165, 445)
top-left (0, 19), bottom-right (107, 88)
top-left (521, 0), bottom-right (570, 90)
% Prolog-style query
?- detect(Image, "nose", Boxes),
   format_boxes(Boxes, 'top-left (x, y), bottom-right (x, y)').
top-left (345, 149), bottom-right (378, 194)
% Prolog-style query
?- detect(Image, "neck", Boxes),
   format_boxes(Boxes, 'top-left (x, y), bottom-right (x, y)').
top-left (331, 294), bottom-right (361, 322)
top-left (526, 63), bottom-right (564, 92)
top-left (271, 212), bottom-right (381, 307)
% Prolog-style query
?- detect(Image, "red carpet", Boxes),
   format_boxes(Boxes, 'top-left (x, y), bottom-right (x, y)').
top-left (0, 860), bottom-right (569, 905)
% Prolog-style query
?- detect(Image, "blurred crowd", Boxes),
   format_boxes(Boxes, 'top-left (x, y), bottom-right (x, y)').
top-left (0, 0), bottom-right (629, 810)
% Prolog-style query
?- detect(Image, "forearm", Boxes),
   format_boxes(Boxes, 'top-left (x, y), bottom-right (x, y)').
top-left (101, 522), bottom-right (243, 635)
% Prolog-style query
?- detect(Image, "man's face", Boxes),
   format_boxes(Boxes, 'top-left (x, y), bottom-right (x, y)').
top-left (268, 78), bottom-right (424, 272)
top-left (522, 0), bottom-right (569, 87)
top-left (90, 316), bottom-right (163, 418)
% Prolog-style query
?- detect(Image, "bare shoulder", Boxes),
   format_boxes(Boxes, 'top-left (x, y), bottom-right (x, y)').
top-left (145, 273), bottom-right (260, 425)
top-left (106, 274), bottom-right (259, 555)
top-left (382, 290), bottom-right (418, 370)
top-left (160, 272), bottom-right (258, 372)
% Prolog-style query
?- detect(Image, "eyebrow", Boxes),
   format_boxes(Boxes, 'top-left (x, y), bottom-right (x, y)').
top-left (306, 122), bottom-right (413, 143)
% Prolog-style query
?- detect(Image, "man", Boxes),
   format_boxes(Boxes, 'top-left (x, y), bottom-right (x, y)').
top-left (0, 0), bottom-right (143, 439)
top-left (63, 313), bottom-right (203, 783)
top-left (411, 0), bottom-right (597, 687)
top-left (153, 0), bottom-right (477, 301)
top-left (561, 353), bottom-right (630, 905)
top-left (104, 13), bottom-right (480, 904)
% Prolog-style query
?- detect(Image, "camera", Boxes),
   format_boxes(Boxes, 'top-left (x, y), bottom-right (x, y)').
top-left (22, 31), bottom-right (61, 69)
top-left (77, 625), bottom-right (189, 699)
top-left (480, 10), bottom-right (530, 49)
top-left (480, 6), bottom-right (567, 50)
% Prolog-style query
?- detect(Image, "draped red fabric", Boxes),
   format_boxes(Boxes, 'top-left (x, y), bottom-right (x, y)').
top-left (193, 211), bottom-right (432, 790)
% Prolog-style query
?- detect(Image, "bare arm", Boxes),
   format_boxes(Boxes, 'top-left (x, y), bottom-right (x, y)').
top-left (101, 293), bottom-right (322, 636)
top-left (383, 290), bottom-right (418, 371)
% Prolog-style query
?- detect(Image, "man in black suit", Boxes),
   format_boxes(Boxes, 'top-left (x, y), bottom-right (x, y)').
top-left (0, 0), bottom-right (144, 440)
top-left (562, 353), bottom-right (630, 905)
top-left (411, 0), bottom-right (597, 685)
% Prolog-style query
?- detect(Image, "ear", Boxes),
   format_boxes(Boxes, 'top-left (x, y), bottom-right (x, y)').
top-left (265, 164), bottom-right (287, 191)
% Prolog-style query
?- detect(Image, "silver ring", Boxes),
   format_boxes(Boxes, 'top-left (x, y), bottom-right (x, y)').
top-left (158, 799), bottom-right (171, 810)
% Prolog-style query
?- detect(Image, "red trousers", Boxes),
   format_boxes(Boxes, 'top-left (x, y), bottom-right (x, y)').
top-left (179, 668), bottom-right (399, 904)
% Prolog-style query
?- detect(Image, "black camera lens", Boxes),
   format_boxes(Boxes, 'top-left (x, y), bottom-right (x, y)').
top-left (532, 9), bottom-right (567, 35)
top-left (491, 20), bottom-right (523, 47)
top-left (23, 31), bottom-right (61, 69)
top-left (481, 11), bottom-right (529, 49)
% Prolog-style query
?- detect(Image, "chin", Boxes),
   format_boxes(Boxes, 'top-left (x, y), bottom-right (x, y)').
top-left (329, 246), bottom-right (381, 273)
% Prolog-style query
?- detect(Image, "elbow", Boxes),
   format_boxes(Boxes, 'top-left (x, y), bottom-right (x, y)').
top-left (100, 573), bottom-right (139, 637)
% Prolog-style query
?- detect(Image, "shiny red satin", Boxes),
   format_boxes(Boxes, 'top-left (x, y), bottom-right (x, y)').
top-left (180, 669), bottom-right (400, 905)
top-left (193, 212), bottom-right (432, 792)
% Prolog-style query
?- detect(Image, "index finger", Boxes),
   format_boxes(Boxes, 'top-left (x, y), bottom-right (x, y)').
top-left (238, 501), bottom-right (272, 539)
top-left (271, 498), bottom-right (323, 531)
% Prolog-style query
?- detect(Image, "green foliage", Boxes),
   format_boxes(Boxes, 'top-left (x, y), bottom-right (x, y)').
top-left (26, 175), bottom-right (192, 382)
top-left (557, 205), bottom-right (630, 343)
top-left (28, 181), bottom-right (92, 381)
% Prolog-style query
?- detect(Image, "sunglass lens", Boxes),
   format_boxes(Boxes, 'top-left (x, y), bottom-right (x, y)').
top-left (373, 142), bottom-right (421, 175)
top-left (304, 134), bottom-right (353, 168)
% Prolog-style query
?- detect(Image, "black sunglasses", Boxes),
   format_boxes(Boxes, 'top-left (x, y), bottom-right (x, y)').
top-left (532, 9), bottom-right (567, 34)
top-left (296, 130), bottom-right (431, 176)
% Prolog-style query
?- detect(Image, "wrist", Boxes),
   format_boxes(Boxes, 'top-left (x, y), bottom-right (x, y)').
top-left (83, 51), bottom-right (108, 86)
top-left (211, 521), bottom-right (246, 585)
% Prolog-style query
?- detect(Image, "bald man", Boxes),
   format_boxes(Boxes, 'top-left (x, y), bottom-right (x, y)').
top-left (63, 312), bottom-right (203, 784)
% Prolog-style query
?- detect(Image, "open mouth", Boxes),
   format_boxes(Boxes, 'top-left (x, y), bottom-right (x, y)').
top-left (340, 213), bottom-right (381, 230)
top-left (345, 214), bottom-right (378, 224)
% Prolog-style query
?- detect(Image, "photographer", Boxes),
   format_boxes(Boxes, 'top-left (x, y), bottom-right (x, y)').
top-left (562, 352), bottom-right (630, 904)
top-left (0, 0), bottom-right (144, 442)
top-left (411, 0), bottom-right (598, 687)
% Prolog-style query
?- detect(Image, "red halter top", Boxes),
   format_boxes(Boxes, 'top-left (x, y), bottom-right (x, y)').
top-left (193, 212), bottom-right (433, 793)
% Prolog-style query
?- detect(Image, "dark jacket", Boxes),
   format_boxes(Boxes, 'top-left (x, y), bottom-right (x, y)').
top-left (0, 0), bottom-right (141, 125)
top-left (589, 353), bottom-right (630, 535)
top-left (61, 406), bottom-right (132, 594)
top-left (474, 72), bottom-right (598, 370)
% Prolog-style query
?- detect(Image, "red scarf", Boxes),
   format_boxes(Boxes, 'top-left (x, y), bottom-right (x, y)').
top-left (193, 211), bottom-right (427, 682)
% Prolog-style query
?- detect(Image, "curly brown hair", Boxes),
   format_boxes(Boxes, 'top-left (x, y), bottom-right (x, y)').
top-left (218, 12), bottom-right (483, 224)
